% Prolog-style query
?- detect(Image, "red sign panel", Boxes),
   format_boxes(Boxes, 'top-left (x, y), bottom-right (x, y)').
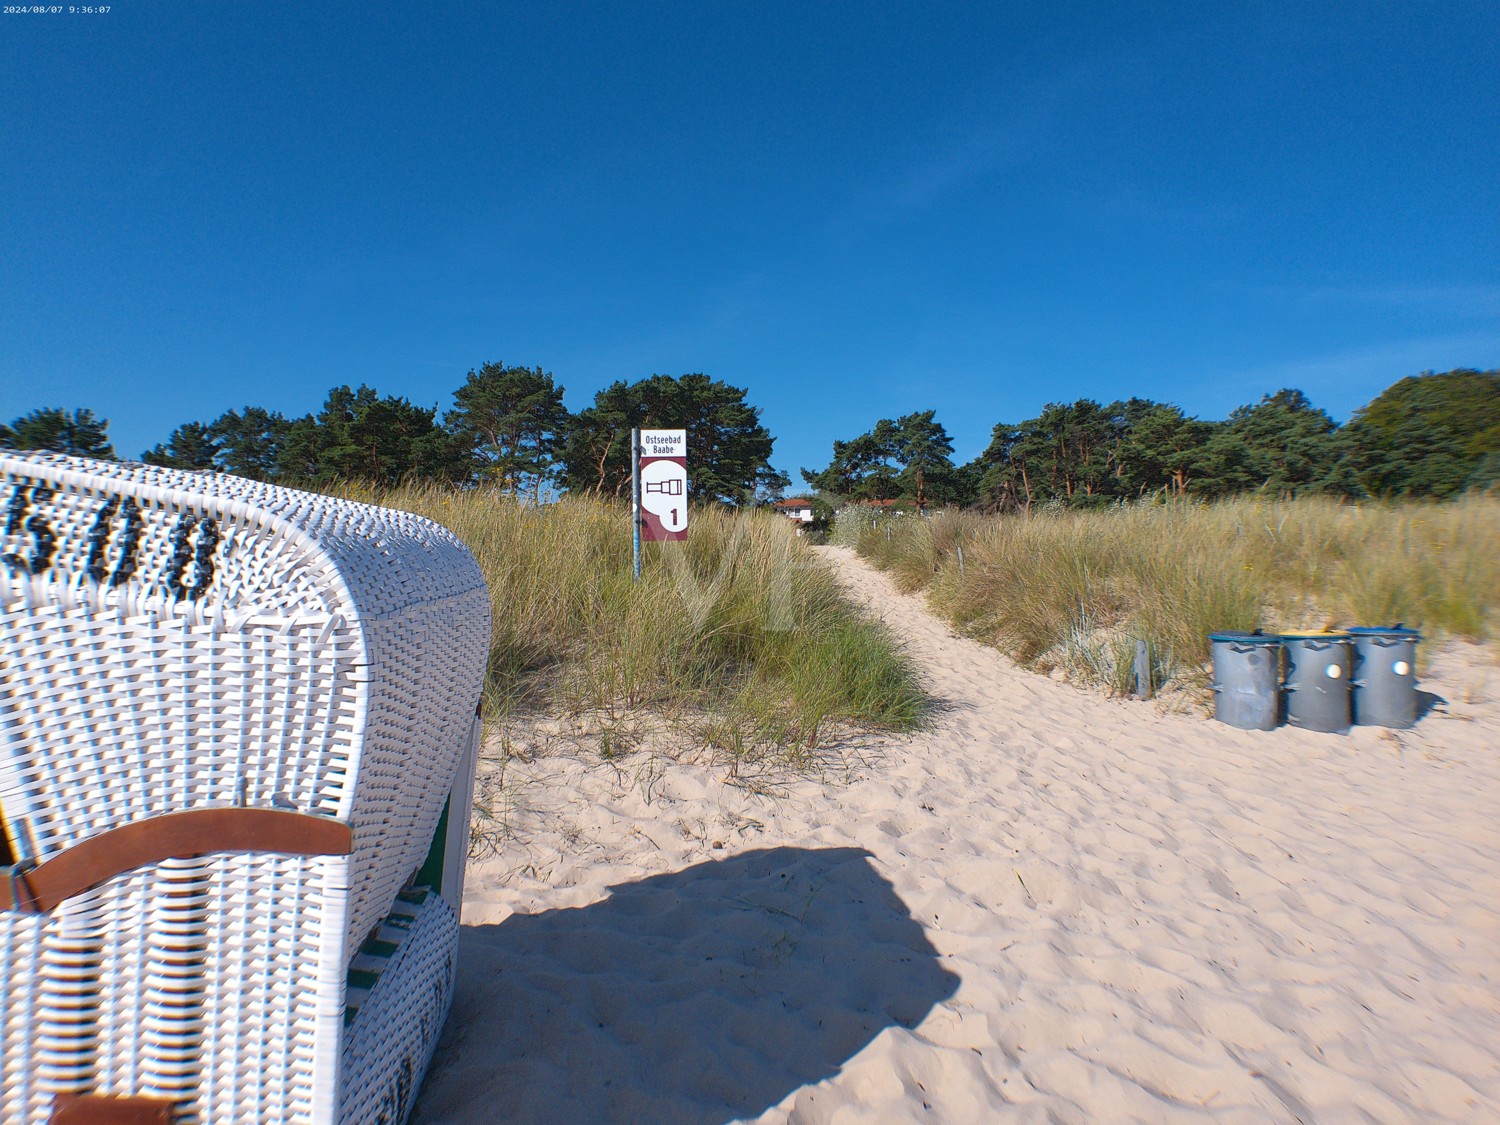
top-left (638, 429), bottom-right (687, 542)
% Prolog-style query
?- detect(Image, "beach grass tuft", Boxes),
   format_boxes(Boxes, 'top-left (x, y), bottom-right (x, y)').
top-left (852, 494), bottom-right (1500, 698)
top-left (332, 483), bottom-right (927, 765)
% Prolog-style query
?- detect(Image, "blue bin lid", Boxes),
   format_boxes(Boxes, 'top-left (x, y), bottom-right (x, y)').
top-left (1208, 630), bottom-right (1281, 645)
top-left (1348, 625), bottom-right (1421, 639)
top-left (1280, 630), bottom-right (1352, 642)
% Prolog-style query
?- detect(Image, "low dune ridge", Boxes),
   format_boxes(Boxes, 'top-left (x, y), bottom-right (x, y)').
top-left (416, 546), bottom-right (1499, 1123)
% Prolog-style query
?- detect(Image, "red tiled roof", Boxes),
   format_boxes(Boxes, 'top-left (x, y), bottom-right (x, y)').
top-left (773, 498), bottom-right (814, 508)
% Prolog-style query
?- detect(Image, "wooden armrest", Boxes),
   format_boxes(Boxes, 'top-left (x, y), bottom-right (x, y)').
top-left (1, 808), bottom-right (352, 914)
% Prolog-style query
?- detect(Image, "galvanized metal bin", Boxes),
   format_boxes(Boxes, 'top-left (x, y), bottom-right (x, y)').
top-left (1349, 625), bottom-right (1420, 728)
top-left (1282, 632), bottom-right (1353, 733)
top-left (1209, 631), bottom-right (1282, 730)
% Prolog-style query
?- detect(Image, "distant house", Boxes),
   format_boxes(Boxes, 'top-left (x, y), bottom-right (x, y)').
top-left (772, 497), bottom-right (817, 526)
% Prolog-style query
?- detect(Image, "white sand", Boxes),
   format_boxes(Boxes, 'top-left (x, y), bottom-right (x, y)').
top-left (415, 546), bottom-right (1500, 1123)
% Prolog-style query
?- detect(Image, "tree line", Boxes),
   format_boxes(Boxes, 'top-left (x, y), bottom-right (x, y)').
top-left (0, 366), bottom-right (789, 506)
top-left (801, 369), bottom-right (1500, 510)
top-left (5, 366), bottom-right (1494, 510)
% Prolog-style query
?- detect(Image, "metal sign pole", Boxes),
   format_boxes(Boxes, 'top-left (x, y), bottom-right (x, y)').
top-left (631, 427), bottom-right (642, 581)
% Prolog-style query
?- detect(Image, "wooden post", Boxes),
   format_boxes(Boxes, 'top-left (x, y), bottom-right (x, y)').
top-left (1134, 638), bottom-right (1152, 700)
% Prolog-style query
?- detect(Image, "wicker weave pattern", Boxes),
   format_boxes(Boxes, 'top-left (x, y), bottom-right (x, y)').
top-left (0, 911), bottom-right (45, 1122)
top-left (1, 452), bottom-right (490, 1124)
top-left (337, 888), bottom-right (458, 1125)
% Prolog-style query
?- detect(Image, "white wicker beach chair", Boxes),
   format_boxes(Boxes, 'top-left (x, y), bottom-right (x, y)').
top-left (0, 452), bottom-right (490, 1125)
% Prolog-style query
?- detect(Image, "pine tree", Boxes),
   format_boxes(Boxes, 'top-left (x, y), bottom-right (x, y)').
top-left (0, 407), bottom-right (116, 459)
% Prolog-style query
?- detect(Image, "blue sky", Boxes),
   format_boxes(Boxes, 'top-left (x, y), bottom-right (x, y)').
top-left (3, 2), bottom-right (1496, 485)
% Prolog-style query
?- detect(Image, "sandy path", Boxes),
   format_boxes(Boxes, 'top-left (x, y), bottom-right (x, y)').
top-left (416, 546), bottom-right (1500, 1123)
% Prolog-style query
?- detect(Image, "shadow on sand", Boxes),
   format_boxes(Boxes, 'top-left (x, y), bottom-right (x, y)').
top-left (413, 846), bottom-right (958, 1124)
top-left (1415, 688), bottom-right (1447, 721)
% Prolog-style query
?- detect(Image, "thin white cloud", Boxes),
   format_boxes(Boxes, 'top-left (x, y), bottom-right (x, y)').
top-left (823, 64), bottom-right (1100, 236)
top-left (1293, 283), bottom-right (1500, 317)
top-left (1221, 331), bottom-right (1500, 410)
top-left (1245, 282), bottom-right (1500, 319)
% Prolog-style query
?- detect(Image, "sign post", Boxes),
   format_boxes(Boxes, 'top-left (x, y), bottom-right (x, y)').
top-left (633, 429), bottom-right (687, 580)
top-left (631, 428), bottom-right (642, 581)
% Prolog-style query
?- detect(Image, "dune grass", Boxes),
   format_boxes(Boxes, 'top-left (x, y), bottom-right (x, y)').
top-left (851, 494), bottom-right (1500, 699)
top-left (332, 483), bottom-right (925, 765)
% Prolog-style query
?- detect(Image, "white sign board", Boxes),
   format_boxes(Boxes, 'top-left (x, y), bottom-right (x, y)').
top-left (637, 429), bottom-right (687, 541)
top-left (639, 429), bottom-right (686, 458)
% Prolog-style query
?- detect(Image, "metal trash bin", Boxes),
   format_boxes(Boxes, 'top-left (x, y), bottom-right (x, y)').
top-left (1349, 625), bottom-right (1420, 728)
top-left (1282, 631), bottom-right (1353, 733)
top-left (1209, 631), bottom-right (1282, 730)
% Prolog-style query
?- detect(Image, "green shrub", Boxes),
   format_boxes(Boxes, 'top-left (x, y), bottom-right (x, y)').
top-left (332, 483), bottom-right (927, 764)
